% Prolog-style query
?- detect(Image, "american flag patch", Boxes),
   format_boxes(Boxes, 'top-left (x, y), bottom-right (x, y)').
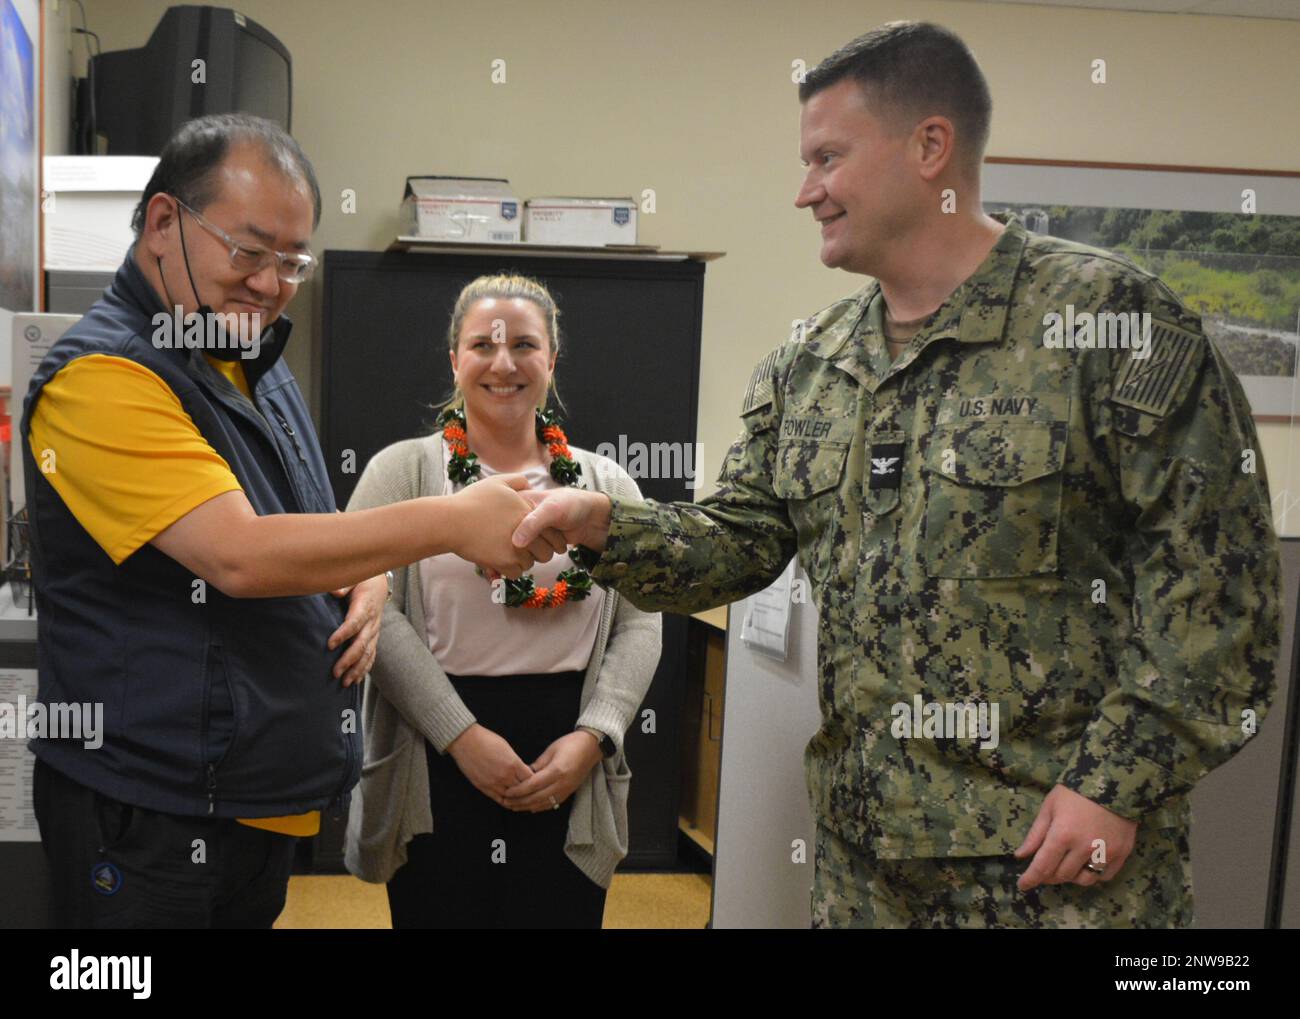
top-left (1111, 319), bottom-right (1200, 417)
top-left (743, 349), bottom-right (780, 414)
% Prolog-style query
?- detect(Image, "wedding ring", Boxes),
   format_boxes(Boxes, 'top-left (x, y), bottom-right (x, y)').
top-left (1084, 862), bottom-right (1106, 875)
top-left (549, 795), bottom-right (559, 810)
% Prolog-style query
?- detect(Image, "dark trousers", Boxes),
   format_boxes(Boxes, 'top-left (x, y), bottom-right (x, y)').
top-left (386, 670), bottom-right (608, 929)
top-left (33, 757), bottom-right (297, 929)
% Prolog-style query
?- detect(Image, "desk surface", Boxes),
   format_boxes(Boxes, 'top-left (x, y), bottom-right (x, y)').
top-left (691, 605), bottom-right (728, 632)
top-left (0, 584), bottom-right (36, 640)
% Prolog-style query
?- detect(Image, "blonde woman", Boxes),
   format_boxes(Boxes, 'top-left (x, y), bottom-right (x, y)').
top-left (344, 274), bottom-right (661, 928)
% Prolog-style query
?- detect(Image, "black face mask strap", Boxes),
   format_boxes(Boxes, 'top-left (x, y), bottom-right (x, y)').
top-left (156, 255), bottom-right (177, 310)
top-left (176, 209), bottom-right (214, 317)
top-left (163, 198), bottom-right (267, 364)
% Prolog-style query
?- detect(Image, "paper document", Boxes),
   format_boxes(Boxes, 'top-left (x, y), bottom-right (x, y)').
top-left (0, 669), bottom-right (39, 842)
top-left (740, 559), bottom-right (796, 661)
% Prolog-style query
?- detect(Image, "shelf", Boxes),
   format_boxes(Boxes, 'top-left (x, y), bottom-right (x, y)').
top-left (388, 236), bottom-right (725, 261)
top-left (679, 817), bottom-right (715, 857)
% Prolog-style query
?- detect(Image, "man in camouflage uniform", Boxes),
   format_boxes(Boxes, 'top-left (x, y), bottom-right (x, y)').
top-left (514, 22), bottom-right (1280, 927)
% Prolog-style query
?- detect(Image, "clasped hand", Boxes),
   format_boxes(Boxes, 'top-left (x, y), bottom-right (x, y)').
top-left (448, 724), bottom-right (604, 812)
top-left (1015, 784), bottom-right (1138, 890)
top-left (452, 475), bottom-right (570, 577)
top-left (455, 477), bottom-right (611, 582)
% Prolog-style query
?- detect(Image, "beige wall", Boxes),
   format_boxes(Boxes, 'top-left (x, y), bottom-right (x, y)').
top-left (43, 0), bottom-right (72, 156)
top-left (75, 0), bottom-right (1300, 521)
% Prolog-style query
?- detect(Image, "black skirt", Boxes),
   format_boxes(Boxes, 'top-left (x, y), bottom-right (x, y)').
top-left (385, 669), bottom-right (608, 929)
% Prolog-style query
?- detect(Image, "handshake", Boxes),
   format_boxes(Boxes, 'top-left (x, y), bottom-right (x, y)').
top-left (448, 475), bottom-right (616, 578)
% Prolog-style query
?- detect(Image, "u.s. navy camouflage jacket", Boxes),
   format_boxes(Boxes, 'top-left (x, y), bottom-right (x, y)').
top-left (592, 213), bottom-right (1280, 858)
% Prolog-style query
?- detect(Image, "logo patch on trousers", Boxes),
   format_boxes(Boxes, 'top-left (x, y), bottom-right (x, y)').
top-left (91, 860), bottom-right (122, 896)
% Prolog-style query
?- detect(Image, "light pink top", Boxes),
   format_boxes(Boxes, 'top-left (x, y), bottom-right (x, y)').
top-left (418, 443), bottom-right (606, 677)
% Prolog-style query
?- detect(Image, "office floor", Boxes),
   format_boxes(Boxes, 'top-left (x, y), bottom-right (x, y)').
top-left (274, 872), bottom-right (713, 929)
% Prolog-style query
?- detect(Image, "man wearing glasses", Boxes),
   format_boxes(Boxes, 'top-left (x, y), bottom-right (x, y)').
top-left (20, 114), bottom-right (553, 928)
top-left (147, 195), bottom-right (315, 361)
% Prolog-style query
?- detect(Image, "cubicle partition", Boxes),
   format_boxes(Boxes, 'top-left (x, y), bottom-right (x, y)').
top-left (712, 541), bottom-right (1300, 929)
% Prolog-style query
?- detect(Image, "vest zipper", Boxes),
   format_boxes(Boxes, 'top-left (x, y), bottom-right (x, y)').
top-left (271, 406), bottom-right (308, 465)
top-left (268, 396), bottom-right (352, 807)
top-left (193, 371), bottom-right (309, 511)
top-left (328, 681), bottom-right (361, 811)
top-left (202, 639), bottom-right (230, 817)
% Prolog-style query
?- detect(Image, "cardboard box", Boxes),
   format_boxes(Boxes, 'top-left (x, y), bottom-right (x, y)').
top-left (524, 197), bottom-right (637, 246)
top-left (400, 177), bottom-right (521, 243)
top-left (43, 156), bottom-right (159, 271)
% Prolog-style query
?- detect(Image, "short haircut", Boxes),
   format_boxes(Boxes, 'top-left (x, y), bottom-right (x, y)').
top-left (130, 113), bottom-right (321, 238)
top-left (798, 21), bottom-right (992, 177)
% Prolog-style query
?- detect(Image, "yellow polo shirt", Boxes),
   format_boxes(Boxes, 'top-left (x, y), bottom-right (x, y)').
top-left (28, 352), bottom-right (320, 838)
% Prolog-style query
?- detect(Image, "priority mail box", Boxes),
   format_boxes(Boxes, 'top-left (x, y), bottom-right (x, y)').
top-left (43, 156), bottom-right (159, 270)
top-left (400, 177), bottom-right (521, 243)
top-left (523, 197), bottom-right (637, 246)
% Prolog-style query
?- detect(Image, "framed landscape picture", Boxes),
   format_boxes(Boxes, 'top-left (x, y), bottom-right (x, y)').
top-left (0, 0), bottom-right (38, 316)
top-left (982, 157), bottom-right (1300, 535)
top-left (983, 158), bottom-right (1300, 423)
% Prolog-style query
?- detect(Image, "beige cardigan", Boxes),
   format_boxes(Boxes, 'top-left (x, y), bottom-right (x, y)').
top-left (342, 433), bottom-right (662, 889)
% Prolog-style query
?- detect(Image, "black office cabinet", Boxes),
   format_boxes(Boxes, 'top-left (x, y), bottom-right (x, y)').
top-left (318, 248), bottom-right (710, 870)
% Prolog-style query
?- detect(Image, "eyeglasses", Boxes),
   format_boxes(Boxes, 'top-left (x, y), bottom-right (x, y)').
top-left (171, 196), bottom-right (317, 284)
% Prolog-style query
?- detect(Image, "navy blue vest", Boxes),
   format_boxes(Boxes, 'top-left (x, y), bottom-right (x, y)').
top-left (20, 253), bottom-right (360, 818)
